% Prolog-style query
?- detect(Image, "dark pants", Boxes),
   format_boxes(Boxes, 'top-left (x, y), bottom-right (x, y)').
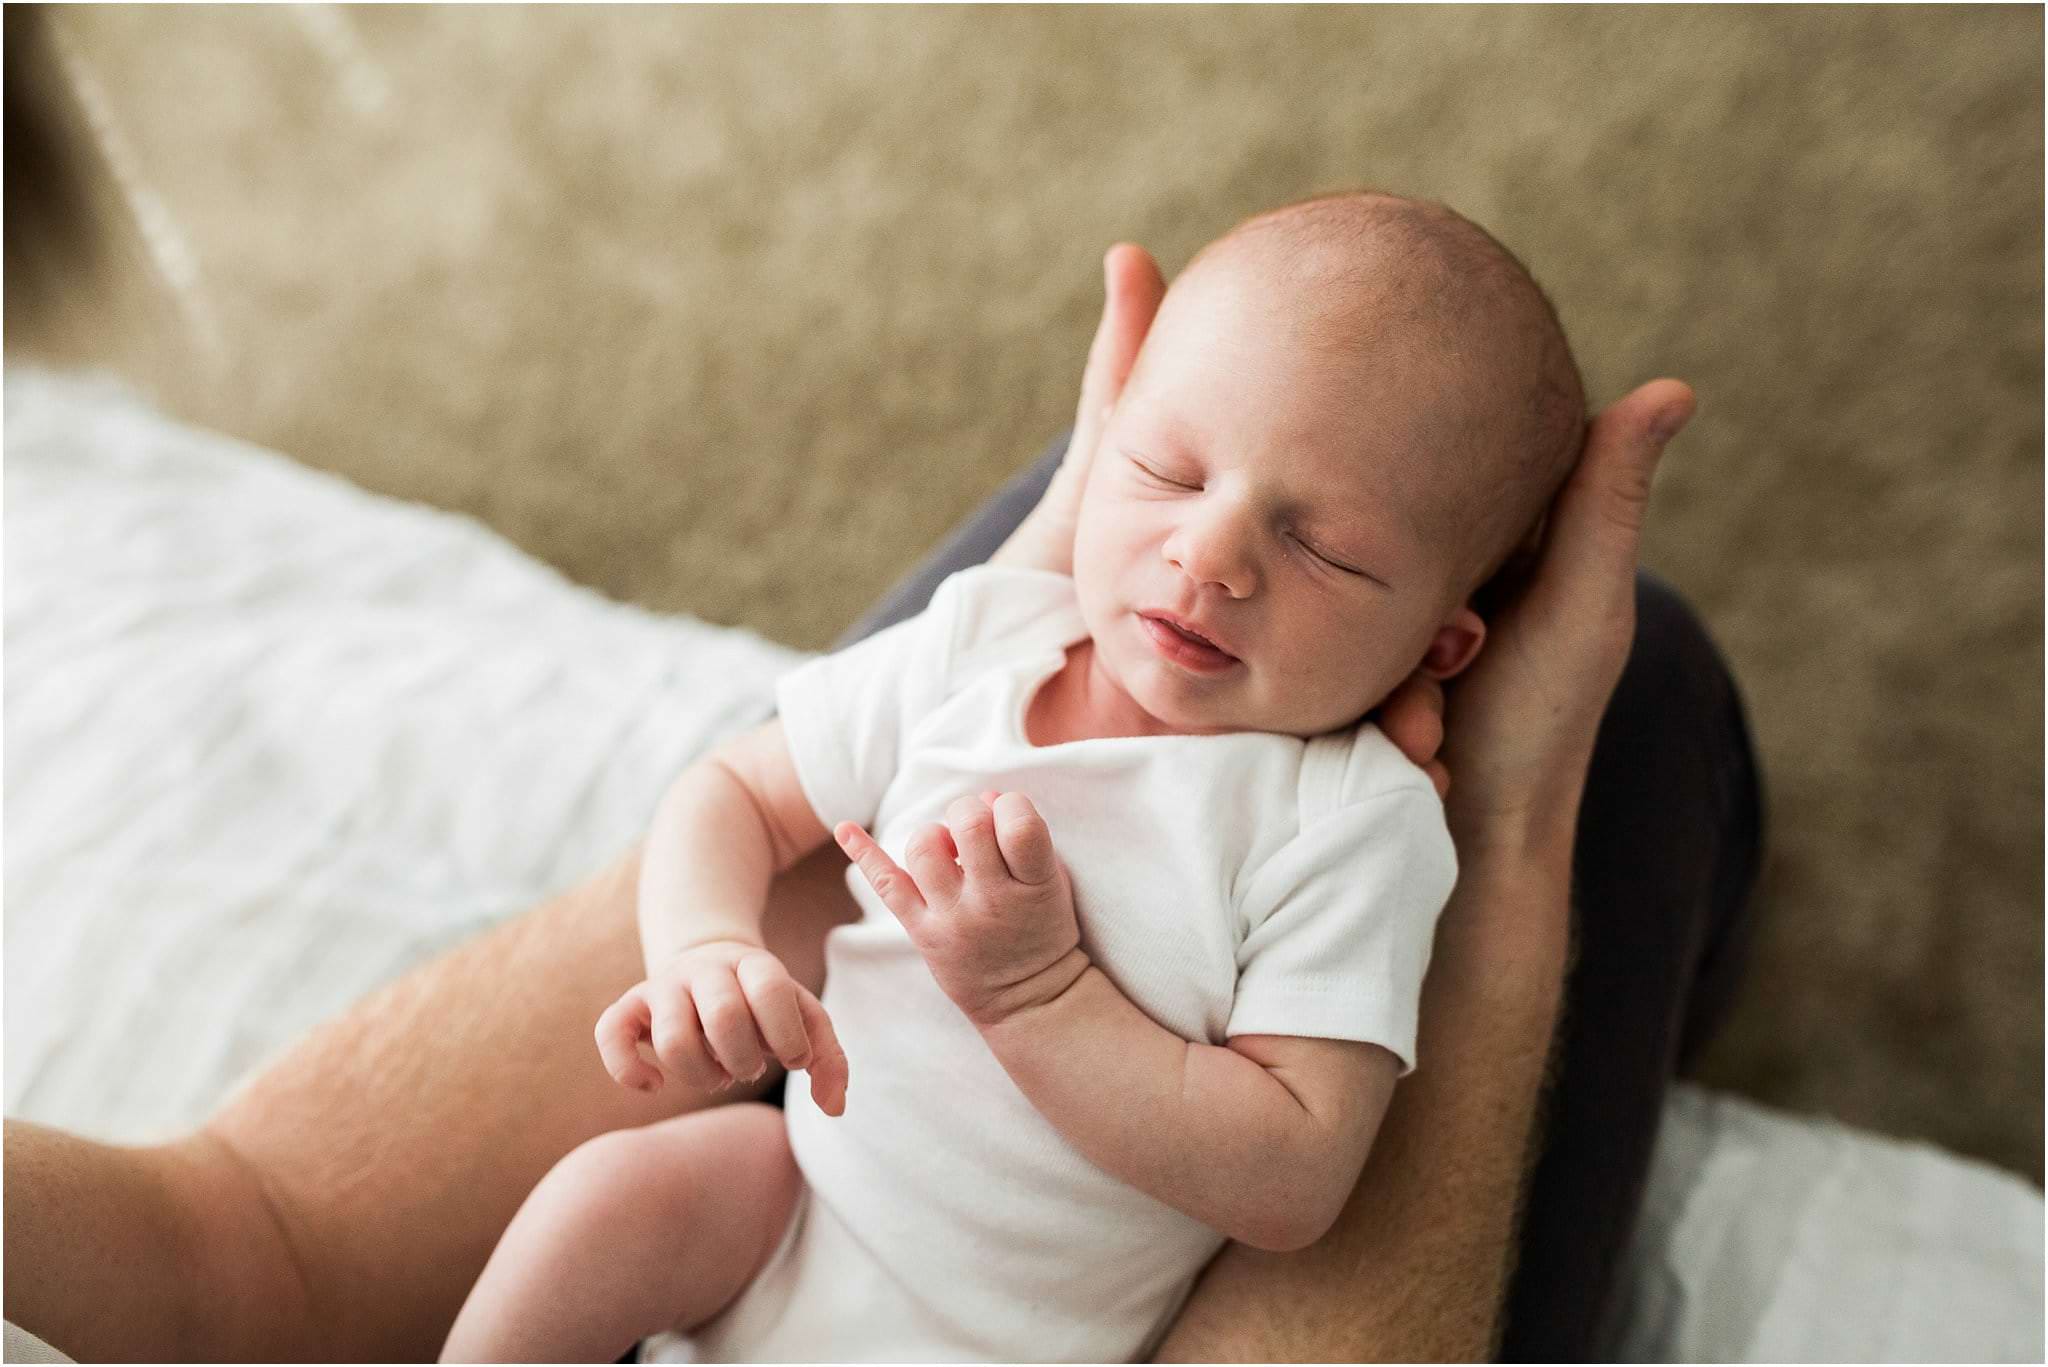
top-left (807, 431), bottom-right (1767, 1362)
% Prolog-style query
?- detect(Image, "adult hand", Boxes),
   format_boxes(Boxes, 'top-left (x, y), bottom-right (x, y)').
top-left (1373, 677), bottom-right (1452, 801)
top-left (992, 244), bottom-right (1168, 577)
top-left (1435, 378), bottom-right (1698, 858)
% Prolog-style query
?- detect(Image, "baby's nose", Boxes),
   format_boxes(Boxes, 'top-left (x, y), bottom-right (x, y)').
top-left (1166, 533), bottom-right (1255, 598)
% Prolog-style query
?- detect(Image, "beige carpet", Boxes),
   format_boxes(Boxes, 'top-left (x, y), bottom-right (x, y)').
top-left (7, 4), bottom-right (2041, 1181)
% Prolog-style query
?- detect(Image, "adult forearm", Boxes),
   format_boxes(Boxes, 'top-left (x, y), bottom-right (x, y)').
top-left (1150, 847), bottom-right (1571, 1362)
top-left (3, 1122), bottom-right (311, 1361)
top-left (979, 965), bottom-right (1330, 1251)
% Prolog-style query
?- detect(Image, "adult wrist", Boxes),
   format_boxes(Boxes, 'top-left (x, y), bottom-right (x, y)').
top-left (1444, 771), bottom-right (1585, 872)
top-left (1435, 823), bottom-right (1576, 992)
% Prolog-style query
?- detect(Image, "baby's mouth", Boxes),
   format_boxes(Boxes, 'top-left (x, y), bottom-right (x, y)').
top-left (1138, 613), bottom-right (1240, 671)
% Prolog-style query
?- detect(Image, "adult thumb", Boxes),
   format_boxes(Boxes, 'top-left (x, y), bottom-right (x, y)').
top-left (1545, 379), bottom-right (1695, 586)
top-left (1079, 244), bottom-right (1166, 420)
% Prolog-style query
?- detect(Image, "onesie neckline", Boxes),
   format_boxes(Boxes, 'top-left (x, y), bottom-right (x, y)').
top-left (1009, 639), bottom-right (1289, 753)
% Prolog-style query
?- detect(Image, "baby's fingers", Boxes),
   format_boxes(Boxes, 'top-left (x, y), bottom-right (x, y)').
top-left (735, 951), bottom-right (812, 1074)
top-left (691, 967), bottom-right (771, 1083)
top-left (794, 984), bottom-right (850, 1117)
top-left (944, 795), bottom-right (1007, 884)
top-left (647, 980), bottom-right (733, 1095)
top-left (594, 986), bottom-right (663, 1093)
top-left (835, 823), bottom-right (928, 930)
top-left (988, 792), bottom-right (1058, 886)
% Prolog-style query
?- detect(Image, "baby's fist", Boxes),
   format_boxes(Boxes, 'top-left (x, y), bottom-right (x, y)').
top-left (593, 941), bottom-right (849, 1116)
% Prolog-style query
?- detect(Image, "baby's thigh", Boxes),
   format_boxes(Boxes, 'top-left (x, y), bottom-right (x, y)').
top-left (556, 1103), bottom-right (802, 1327)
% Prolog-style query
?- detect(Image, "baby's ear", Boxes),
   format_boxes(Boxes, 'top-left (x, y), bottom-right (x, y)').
top-left (1417, 607), bottom-right (1486, 682)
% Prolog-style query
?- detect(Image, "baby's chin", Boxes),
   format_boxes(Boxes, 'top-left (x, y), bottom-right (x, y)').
top-left (1083, 600), bottom-right (1308, 735)
top-left (1090, 642), bottom-right (1234, 734)
top-left (1120, 652), bottom-right (1387, 739)
top-left (1121, 654), bottom-right (1345, 739)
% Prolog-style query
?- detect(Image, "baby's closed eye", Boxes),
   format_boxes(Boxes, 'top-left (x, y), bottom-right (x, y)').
top-left (1126, 453), bottom-right (1198, 490)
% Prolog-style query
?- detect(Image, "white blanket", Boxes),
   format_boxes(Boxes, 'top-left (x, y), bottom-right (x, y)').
top-left (5, 368), bottom-right (2039, 1362)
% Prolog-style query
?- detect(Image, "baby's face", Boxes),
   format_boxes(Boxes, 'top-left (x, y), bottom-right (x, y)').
top-left (1071, 258), bottom-right (1479, 738)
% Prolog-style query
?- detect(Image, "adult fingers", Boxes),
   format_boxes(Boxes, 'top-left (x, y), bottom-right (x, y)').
top-left (1424, 758), bottom-right (1451, 801)
top-left (944, 795), bottom-right (1008, 884)
top-left (1375, 674), bottom-right (1446, 776)
top-left (735, 951), bottom-right (810, 1073)
top-left (594, 985), bottom-right (663, 1092)
top-left (795, 985), bottom-right (850, 1117)
top-left (988, 792), bottom-right (1059, 886)
top-left (1537, 378), bottom-right (1695, 601)
top-left (1069, 244), bottom-right (1167, 464)
top-left (835, 822), bottom-right (929, 930)
top-left (690, 965), bottom-right (769, 1084)
top-left (645, 980), bottom-right (730, 1094)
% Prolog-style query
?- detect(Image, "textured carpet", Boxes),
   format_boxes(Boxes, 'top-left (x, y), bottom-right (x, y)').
top-left (7, 4), bottom-right (2041, 1180)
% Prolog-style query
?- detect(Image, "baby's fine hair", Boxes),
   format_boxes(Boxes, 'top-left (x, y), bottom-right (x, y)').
top-left (1192, 189), bottom-right (1589, 613)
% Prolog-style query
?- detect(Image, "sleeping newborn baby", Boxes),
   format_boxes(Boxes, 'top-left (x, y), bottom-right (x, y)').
top-left (443, 188), bottom-right (1586, 1363)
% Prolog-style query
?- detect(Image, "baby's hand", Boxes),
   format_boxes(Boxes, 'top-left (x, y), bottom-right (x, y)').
top-left (594, 940), bottom-right (849, 1116)
top-left (836, 791), bottom-right (1089, 1029)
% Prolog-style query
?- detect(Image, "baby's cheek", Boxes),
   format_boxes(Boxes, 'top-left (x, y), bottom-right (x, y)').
top-left (1070, 500), bottom-right (1118, 561)
top-left (1069, 521), bottom-right (1122, 611)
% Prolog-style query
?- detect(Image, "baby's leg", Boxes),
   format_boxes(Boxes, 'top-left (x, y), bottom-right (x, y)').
top-left (441, 1102), bottom-right (800, 1363)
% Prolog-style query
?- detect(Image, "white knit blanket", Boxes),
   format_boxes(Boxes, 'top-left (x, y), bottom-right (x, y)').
top-left (4, 368), bottom-right (2038, 1363)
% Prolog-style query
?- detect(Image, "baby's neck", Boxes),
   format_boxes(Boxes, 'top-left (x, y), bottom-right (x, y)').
top-left (1025, 639), bottom-right (1187, 747)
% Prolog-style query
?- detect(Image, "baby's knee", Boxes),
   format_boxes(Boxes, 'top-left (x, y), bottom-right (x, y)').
top-left (549, 1103), bottom-right (795, 1233)
top-left (693, 1103), bottom-right (801, 1211)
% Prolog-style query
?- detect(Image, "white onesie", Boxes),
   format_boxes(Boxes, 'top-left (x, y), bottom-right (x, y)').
top-left (646, 564), bottom-right (1456, 1363)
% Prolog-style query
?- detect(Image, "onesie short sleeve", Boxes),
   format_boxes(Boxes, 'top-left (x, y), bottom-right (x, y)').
top-left (772, 571), bottom-right (973, 831)
top-left (1225, 782), bottom-right (1457, 1074)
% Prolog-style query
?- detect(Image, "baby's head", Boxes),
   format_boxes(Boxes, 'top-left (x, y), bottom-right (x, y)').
top-left (1071, 189), bottom-right (1586, 739)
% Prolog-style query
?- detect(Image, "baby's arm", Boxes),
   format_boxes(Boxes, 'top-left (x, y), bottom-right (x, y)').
top-left (983, 980), bottom-right (1399, 1253)
top-left (836, 797), bottom-right (1399, 1252)
top-left (638, 717), bottom-right (831, 970)
top-left (599, 719), bottom-right (848, 1109)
